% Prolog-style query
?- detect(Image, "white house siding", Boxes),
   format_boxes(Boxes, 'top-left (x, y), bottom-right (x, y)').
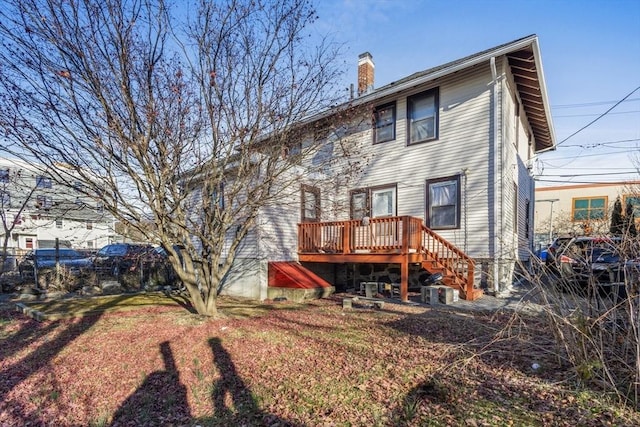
top-left (324, 64), bottom-right (497, 261)
top-left (0, 158), bottom-right (115, 252)
top-left (205, 42), bottom-right (555, 298)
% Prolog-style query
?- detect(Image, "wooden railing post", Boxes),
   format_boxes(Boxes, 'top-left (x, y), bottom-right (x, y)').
top-left (342, 221), bottom-right (350, 254)
top-left (401, 216), bottom-right (409, 254)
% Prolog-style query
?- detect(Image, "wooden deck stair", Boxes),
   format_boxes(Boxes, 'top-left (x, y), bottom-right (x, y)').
top-left (297, 216), bottom-right (482, 301)
top-left (418, 223), bottom-right (481, 301)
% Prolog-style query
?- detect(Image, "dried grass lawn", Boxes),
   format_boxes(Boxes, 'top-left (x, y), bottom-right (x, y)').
top-left (1, 292), bottom-right (638, 426)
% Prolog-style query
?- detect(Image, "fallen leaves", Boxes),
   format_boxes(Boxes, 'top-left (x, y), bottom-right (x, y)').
top-left (0, 296), bottom-right (638, 426)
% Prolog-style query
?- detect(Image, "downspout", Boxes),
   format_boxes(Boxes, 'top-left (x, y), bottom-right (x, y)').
top-left (490, 56), bottom-right (501, 293)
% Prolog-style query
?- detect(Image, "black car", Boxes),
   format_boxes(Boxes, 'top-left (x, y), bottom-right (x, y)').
top-left (92, 243), bottom-right (156, 277)
top-left (556, 236), bottom-right (623, 291)
top-left (18, 248), bottom-right (94, 279)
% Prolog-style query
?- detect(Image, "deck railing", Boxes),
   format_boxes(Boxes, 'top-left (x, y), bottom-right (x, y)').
top-left (298, 216), bottom-right (476, 298)
top-left (298, 216), bottom-right (424, 254)
top-left (420, 224), bottom-right (475, 295)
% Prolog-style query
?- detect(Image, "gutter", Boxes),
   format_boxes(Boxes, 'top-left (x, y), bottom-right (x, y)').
top-left (490, 56), bottom-right (501, 293)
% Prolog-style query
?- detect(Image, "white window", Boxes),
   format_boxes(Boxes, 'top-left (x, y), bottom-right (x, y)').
top-left (301, 185), bottom-right (320, 222)
top-left (427, 176), bottom-right (460, 229)
top-left (350, 185), bottom-right (397, 220)
top-left (373, 103), bottom-right (396, 144)
top-left (371, 187), bottom-right (396, 218)
top-left (408, 88), bottom-right (439, 144)
top-left (36, 176), bottom-right (52, 188)
top-left (55, 219), bottom-right (63, 228)
top-left (0, 191), bottom-right (10, 207)
top-left (36, 195), bottom-right (53, 209)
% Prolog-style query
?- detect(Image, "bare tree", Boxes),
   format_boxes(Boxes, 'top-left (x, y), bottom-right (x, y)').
top-left (0, 0), bottom-right (361, 315)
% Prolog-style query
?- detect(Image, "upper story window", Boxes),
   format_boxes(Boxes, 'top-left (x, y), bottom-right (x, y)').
top-left (0, 169), bottom-right (9, 183)
top-left (426, 175), bottom-right (460, 230)
top-left (36, 195), bottom-right (53, 210)
top-left (572, 196), bottom-right (607, 221)
top-left (373, 103), bottom-right (396, 144)
top-left (408, 88), bottom-right (439, 145)
top-left (86, 220), bottom-right (93, 230)
top-left (36, 175), bottom-right (52, 188)
top-left (211, 183), bottom-right (225, 210)
top-left (301, 185), bottom-right (320, 222)
top-left (0, 191), bottom-right (10, 207)
top-left (55, 219), bottom-right (63, 228)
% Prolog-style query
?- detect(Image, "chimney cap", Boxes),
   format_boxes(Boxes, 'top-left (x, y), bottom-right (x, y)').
top-left (358, 52), bottom-right (373, 60)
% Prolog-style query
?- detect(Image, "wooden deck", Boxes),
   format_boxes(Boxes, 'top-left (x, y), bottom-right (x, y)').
top-left (298, 216), bottom-right (480, 301)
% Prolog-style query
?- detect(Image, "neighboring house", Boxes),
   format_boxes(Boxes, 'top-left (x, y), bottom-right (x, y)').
top-left (215, 34), bottom-right (556, 301)
top-left (0, 157), bottom-right (117, 252)
top-left (535, 181), bottom-right (640, 246)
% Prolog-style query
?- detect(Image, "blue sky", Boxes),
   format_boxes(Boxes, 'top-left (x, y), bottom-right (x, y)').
top-left (314, 0), bottom-right (640, 187)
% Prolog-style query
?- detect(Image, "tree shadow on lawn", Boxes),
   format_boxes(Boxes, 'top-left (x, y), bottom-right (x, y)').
top-left (0, 306), bottom-right (64, 361)
top-left (110, 341), bottom-right (192, 426)
top-left (0, 295), bottom-right (141, 424)
top-left (194, 337), bottom-right (297, 426)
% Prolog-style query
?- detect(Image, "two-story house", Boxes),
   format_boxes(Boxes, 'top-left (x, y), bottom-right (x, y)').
top-left (214, 34), bottom-right (556, 302)
top-left (0, 157), bottom-right (116, 253)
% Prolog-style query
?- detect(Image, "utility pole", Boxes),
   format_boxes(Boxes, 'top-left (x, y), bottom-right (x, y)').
top-left (536, 199), bottom-right (559, 243)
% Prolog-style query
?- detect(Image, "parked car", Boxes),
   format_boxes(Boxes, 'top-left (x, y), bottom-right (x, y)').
top-left (545, 236), bottom-right (573, 273)
top-left (18, 248), bottom-right (94, 279)
top-left (151, 245), bottom-right (190, 284)
top-left (556, 236), bottom-right (623, 292)
top-left (92, 243), bottom-right (156, 277)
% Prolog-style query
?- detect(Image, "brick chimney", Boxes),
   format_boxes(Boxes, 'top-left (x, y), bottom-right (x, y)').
top-left (357, 52), bottom-right (374, 96)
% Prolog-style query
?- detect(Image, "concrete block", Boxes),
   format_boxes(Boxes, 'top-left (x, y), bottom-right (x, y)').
top-left (342, 298), bottom-right (353, 310)
top-left (438, 286), bottom-right (454, 304)
top-left (361, 282), bottom-right (379, 298)
top-left (421, 286), bottom-right (439, 305)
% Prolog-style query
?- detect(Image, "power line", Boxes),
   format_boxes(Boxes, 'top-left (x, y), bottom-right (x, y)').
top-left (543, 148), bottom-right (638, 161)
top-left (555, 110), bottom-right (639, 118)
top-left (556, 86), bottom-right (640, 147)
top-left (540, 171), bottom-right (638, 177)
top-left (553, 97), bottom-right (640, 109)
top-left (561, 138), bottom-right (640, 148)
top-left (535, 178), bottom-right (640, 185)
top-left (547, 166), bottom-right (639, 170)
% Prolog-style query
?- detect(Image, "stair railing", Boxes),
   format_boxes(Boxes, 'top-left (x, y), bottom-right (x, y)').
top-left (420, 224), bottom-right (476, 298)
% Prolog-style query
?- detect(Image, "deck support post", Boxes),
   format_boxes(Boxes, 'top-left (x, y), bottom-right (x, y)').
top-left (400, 259), bottom-right (409, 302)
